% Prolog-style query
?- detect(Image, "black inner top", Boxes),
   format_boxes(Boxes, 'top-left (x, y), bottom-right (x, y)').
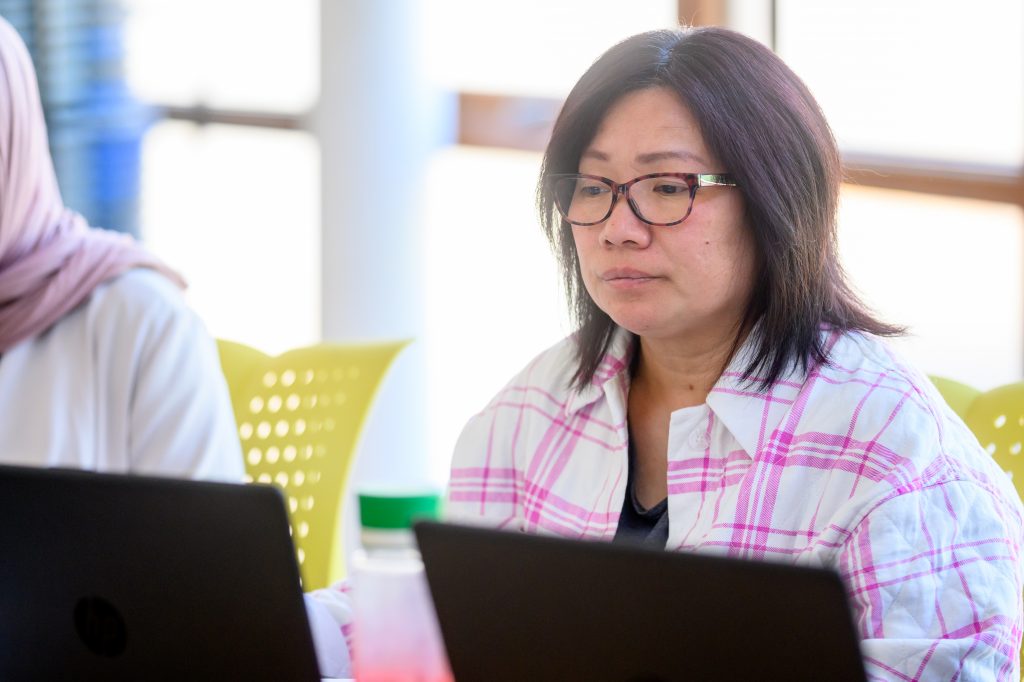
top-left (613, 433), bottom-right (669, 548)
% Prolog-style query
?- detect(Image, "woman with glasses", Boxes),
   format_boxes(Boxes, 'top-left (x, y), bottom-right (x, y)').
top-left (441, 27), bottom-right (1022, 679)
top-left (0, 18), bottom-right (242, 481)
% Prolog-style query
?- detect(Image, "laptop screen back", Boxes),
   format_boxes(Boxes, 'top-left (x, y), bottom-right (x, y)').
top-left (415, 520), bottom-right (867, 682)
top-left (0, 465), bottom-right (320, 681)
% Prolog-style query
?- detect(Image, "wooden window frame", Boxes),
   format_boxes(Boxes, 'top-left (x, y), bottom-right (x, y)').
top-left (457, 0), bottom-right (1024, 211)
top-left (161, 105), bottom-right (303, 130)
top-left (158, 0), bottom-right (1024, 212)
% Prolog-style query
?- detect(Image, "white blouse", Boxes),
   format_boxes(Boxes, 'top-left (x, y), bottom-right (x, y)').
top-left (0, 268), bottom-right (243, 482)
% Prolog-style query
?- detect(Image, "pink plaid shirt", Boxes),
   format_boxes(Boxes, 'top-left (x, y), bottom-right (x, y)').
top-left (447, 327), bottom-right (1024, 681)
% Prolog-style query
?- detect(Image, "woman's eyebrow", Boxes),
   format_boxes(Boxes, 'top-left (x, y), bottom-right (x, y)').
top-left (634, 150), bottom-right (707, 166)
top-left (579, 148), bottom-right (709, 166)
top-left (580, 148), bottom-right (609, 161)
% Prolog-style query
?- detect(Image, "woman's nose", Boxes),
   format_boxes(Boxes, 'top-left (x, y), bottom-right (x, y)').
top-left (599, 195), bottom-right (652, 248)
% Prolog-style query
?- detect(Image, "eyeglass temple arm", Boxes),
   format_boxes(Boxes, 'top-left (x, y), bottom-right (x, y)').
top-left (696, 173), bottom-right (737, 187)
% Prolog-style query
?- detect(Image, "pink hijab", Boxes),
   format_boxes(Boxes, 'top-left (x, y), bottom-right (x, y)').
top-left (0, 17), bottom-right (185, 354)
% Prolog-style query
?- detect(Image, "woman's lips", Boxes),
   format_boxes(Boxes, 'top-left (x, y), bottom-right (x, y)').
top-left (600, 268), bottom-right (661, 288)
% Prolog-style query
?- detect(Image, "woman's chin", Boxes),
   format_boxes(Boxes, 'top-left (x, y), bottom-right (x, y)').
top-left (605, 311), bottom-right (673, 338)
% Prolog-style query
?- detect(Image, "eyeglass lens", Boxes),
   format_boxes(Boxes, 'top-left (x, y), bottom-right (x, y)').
top-left (554, 175), bottom-right (695, 226)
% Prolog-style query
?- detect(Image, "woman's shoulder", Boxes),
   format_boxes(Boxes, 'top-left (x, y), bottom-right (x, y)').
top-left (80, 267), bottom-right (207, 349)
top-left (813, 330), bottom-right (1001, 485)
top-left (816, 331), bottom-right (1022, 539)
top-left (820, 330), bottom-right (935, 407)
top-left (88, 267), bottom-right (189, 317)
top-left (86, 267), bottom-right (205, 332)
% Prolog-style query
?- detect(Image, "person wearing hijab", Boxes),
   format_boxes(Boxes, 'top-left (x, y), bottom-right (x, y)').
top-left (0, 17), bottom-right (242, 481)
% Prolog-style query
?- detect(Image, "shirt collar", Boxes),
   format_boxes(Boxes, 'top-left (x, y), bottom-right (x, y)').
top-left (564, 327), bottom-right (634, 419)
top-left (564, 325), bottom-right (817, 459)
top-left (706, 328), bottom-right (814, 458)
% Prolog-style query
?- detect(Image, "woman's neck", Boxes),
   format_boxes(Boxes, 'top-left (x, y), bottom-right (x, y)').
top-left (631, 327), bottom-right (744, 410)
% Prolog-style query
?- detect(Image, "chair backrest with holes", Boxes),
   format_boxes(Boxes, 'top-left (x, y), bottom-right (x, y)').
top-left (964, 382), bottom-right (1024, 497)
top-left (960, 381), bottom-right (1024, 676)
top-left (217, 339), bottom-right (407, 590)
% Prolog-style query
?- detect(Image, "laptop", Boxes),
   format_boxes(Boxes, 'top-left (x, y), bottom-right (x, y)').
top-left (0, 464), bottom-right (321, 681)
top-left (414, 520), bottom-right (867, 682)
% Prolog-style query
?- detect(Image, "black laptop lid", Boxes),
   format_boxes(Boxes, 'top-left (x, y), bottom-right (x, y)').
top-left (415, 520), bottom-right (867, 682)
top-left (0, 465), bottom-right (320, 682)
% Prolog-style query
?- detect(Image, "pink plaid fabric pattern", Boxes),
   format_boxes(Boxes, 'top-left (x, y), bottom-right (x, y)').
top-left (448, 327), bottom-right (1024, 681)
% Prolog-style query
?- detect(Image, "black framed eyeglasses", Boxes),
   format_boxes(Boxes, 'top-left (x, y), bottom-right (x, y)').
top-left (550, 172), bottom-right (738, 227)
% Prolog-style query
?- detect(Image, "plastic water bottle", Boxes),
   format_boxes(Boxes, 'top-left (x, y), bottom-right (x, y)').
top-left (351, 490), bottom-right (453, 682)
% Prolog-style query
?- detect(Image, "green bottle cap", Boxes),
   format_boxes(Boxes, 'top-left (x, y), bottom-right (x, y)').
top-left (358, 490), bottom-right (443, 530)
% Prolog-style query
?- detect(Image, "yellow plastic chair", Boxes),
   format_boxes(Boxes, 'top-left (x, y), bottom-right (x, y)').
top-left (964, 381), bottom-right (1024, 493)
top-left (962, 381), bottom-right (1024, 676)
top-left (929, 375), bottom-right (983, 420)
top-left (217, 339), bottom-right (407, 590)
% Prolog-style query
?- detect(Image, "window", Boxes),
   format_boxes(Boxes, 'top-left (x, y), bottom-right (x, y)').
top-left (139, 122), bottom-right (320, 352)
top-left (124, 0), bottom-right (319, 353)
top-left (423, 0), bottom-right (677, 98)
top-left (774, 0), bottom-right (1024, 388)
top-left (776, 0), bottom-right (1023, 165)
top-left (838, 186), bottom-right (1023, 386)
top-left (124, 0), bottom-right (318, 112)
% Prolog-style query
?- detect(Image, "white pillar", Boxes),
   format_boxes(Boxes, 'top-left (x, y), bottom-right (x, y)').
top-left (316, 0), bottom-right (454, 501)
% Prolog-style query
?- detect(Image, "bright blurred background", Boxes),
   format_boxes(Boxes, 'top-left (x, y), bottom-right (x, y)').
top-left (4, 0), bottom-right (1023, 496)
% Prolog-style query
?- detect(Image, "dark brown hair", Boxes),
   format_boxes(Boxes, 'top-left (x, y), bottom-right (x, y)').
top-left (537, 26), bottom-right (901, 391)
